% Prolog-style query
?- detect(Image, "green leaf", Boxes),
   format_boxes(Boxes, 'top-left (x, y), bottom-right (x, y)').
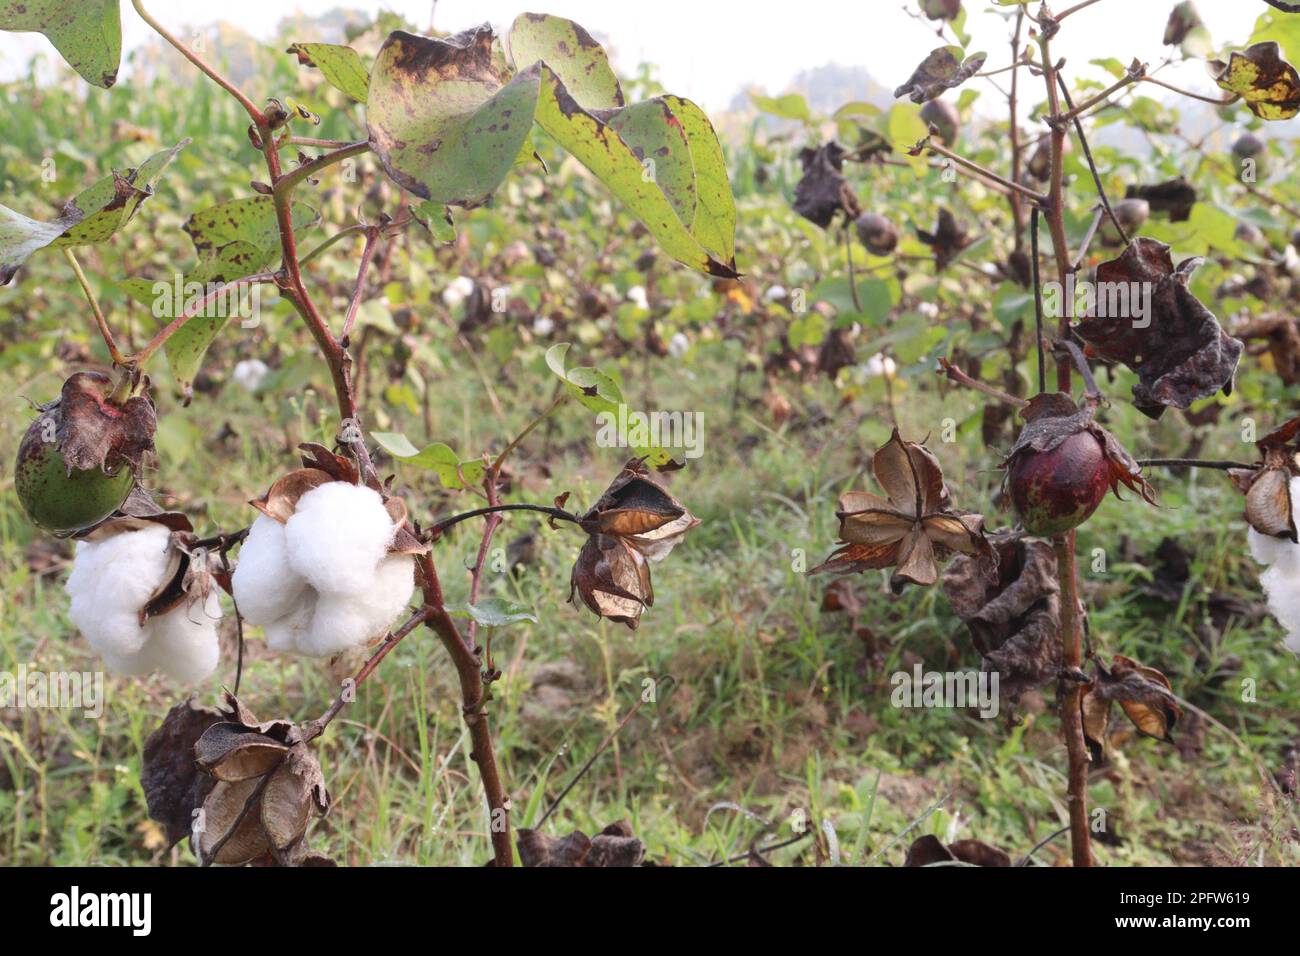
top-left (449, 598), bottom-right (539, 628)
top-left (0, 139), bottom-right (189, 284)
top-left (506, 12), bottom-right (623, 109)
top-left (287, 42), bottom-right (370, 103)
top-left (0, 0), bottom-right (121, 88)
top-left (367, 26), bottom-right (539, 209)
top-left (156, 196), bottom-right (318, 399)
top-left (371, 432), bottom-right (487, 489)
top-left (532, 65), bottom-right (737, 277)
top-left (661, 96), bottom-right (737, 263)
top-left (412, 200), bottom-right (457, 243)
top-left (749, 91), bottom-right (811, 123)
top-left (365, 19), bottom-right (738, 277)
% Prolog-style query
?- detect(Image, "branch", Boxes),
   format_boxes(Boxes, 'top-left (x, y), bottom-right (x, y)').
top-left (923, 138), bottom-right (1047, 203)
top-left (132, 272), bottom-right (277, 366)
top-left (130, 0), bottom-right (265, 124)
top-left (937, 357), bottom-right (1030, 408)
top-left (428, 503), bottom-right (582, 538)
top-left (340, 225), bottom-right (382, 342)
top-left (275, 141), bottom-right (370, 196)
top-left (63, 248), bottom-right (126, 366)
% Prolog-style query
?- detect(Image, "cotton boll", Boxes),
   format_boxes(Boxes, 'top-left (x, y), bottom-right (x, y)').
top-left (1260, 562), bottom-right (1300, 652)
top-left (532, 315), bottom-right (556, 337)
top-left (232, 514), bottom-right (309, 624)
top-left (300, 556), bottom-right (415, 658)
top-left (263, 594), bottom-right (316, 654)
top-left (441, 275), bottom-right (475, 307)
top-left (1248, 527), bottom-right (1298, 567)
top-left (232, 359), bottom-right (269, 393)
top-left (667, 332), bottom-right (690, 358)
top-left (626, 285), bottom-right (649, 310)
top-left (285, 482), bottom-right (396, 595)
top-left (864, 352), bottom-right (897, 378)
top-left (148, 589), bottom-right (222, 684)
top-left (66, 525), bottom-right (173, 663)
top-left (764, 285), bottom-right (787, 301)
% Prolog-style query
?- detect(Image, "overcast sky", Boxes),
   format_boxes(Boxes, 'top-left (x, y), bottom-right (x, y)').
top-left (0, 1), bottom-right (1268, 113)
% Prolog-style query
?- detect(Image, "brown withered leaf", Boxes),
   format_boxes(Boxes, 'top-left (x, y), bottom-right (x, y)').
top-left (1081, 655), bottom-right (1182, 762)
top-left (903, 834), bottom-right (1011, 867)
top-left (298, 441), bottom-right (360, 484)
top-left (517, 821), bottom-right (645, 867)
top-left (1164, 2), bottom-right (1202, 47)
top-left (811, 429), bottom-right (993, 591)
top-left (916, 207), bottom-right (977, 270)
top-left (1073, 239), bottom-right (1243, 418)
top-left (251, 468), bottom-right (333, 523)
top-left (894, 46), bottom-right (987, 104)
top-left (792, 142), bottom-right (861, 229)
top-left (943, 531), bottom-right (1061, 703)
top-left (141, 698), bottom-right (225, 847)
top-left (1227, 414), bottom-right (1300, 541)
top-left (1125, 177), bottom-right (1196, 222)
top-left (1208, 42), bottom-right (1300, 121)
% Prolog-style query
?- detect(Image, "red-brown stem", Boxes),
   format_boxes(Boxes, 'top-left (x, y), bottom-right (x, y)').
top-left (465, 477), bottom-right (504, 646)
top-left (304, 606), bottom-right (433, 741)
top-left (1039, 35), bottom-right (1092, 868)
top-left (64, 248), bottom-right (128, 366)
top-left (341, 225), bottom-right (382, 342)
top-left (417, 552), bottom-right (514, 866)
top-left (1007, 11), bottom-right (1026, 246)
top-left (133, 272), bottom-right (277, 365)
top-left (937, 358), bottom-right (1029, 408)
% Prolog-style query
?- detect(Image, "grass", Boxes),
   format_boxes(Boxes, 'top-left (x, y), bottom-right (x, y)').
top-left (2, 340), bottom-right (1297, 867)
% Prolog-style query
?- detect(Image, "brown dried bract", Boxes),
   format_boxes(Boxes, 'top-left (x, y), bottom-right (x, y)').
top-left (1227, 414), bottom-right (1300, 542)
top-left (568, 459), bottom-right (698, 628)
top-left (811, 428), bottom-right (994, 591)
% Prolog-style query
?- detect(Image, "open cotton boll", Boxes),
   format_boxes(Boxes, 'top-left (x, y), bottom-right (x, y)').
top-left (232, 514), bottom-right (309, 624)
top-left (263, 594), bottom-right (316, 654)
top-left (1248, 527), bottom-right (1300, 569)
top-left (300, 556), bottom-right (415, 658)
top-left (66, 525), bottom-right (173, 663)
top-left (285, 482), bottom-right (397, 595)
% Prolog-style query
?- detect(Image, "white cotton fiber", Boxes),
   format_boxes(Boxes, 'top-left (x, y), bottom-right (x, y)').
top-left (67, 525), bottom-right (172, 661)
top-left (149, 590), bottom-right (223, 684)
top-left (233, 481), bottom-right (414, 658)
top-left (232, 514), bottom-right (309, 624)
top-left (285, 482), bottom-right (397, 595)
top-left (301, 556), bottom-right (414, 658)
top-left (1248, 476), bottom-right (1300, 655)
top-left (65, 525), bottom-right (222, 685)
top-left (262, 594), bottom-right (316, 654)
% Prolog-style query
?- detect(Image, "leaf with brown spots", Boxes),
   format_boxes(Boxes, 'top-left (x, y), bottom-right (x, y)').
top-left (894, 46), bottom-right (988, 103)
top-left (1208, 41), bottom-right (1300, 120)
top-left (0, 0), bottom-right (121, 88)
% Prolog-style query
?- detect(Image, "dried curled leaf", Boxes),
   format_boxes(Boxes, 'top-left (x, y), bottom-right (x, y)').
top-left (812, 429), bottom-right (993, 591)
top-left (1208, 41), bottom-right (1300, 121)
top-left (516, 821), bottom-right (645, 867)
top-left (1081, 655), bottom-right (1182, 762)
top-left (943, 531), bottom-right (1061, 703)
top-left (792, 142), bottom-right (861, 229)
top-left (903, 834), bottom-right (1011, 867)
top-left (141, 698), bottom-right (225, 847)
top-left (916, 207), bottom-right (977, 270)
top-left (1125, 178), bottom-right (1196, 222)
top-left (894, 46), bottom-right (987, 103)
top-left (1073, 238), bottom-right (1243, 418)
top-left (54, 371), bottom-right (156, 475)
